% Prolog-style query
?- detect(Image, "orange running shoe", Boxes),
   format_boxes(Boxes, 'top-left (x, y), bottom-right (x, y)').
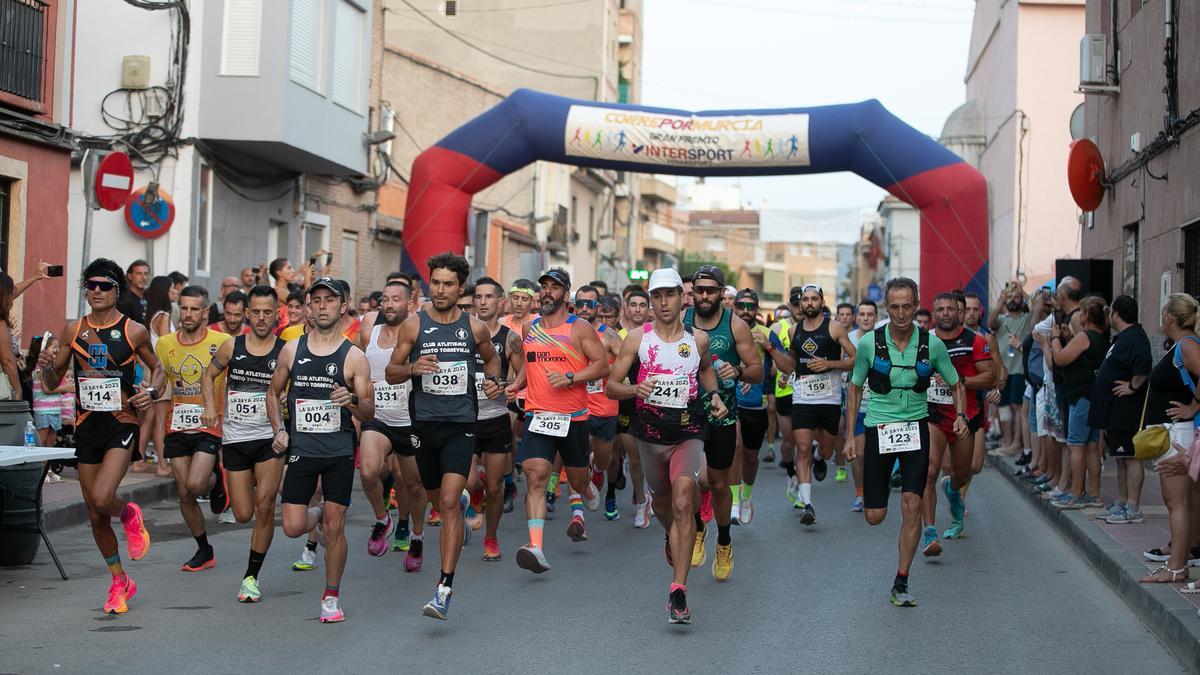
top-left (428, 508), bottom-right (442, 526)
top-left (122, 502), bottom-right (151, 561)
top-left (482, 536), bottom-right (502, 561)
top-left (104, 574), bottom-right (138, 614)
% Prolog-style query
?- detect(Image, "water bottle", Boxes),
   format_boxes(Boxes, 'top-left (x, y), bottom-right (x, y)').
top-left (713, 355), bottom-right (734, 390)
top-left (1006, 342), bottom-right (1015, 358)
top-left (24, 420), bottom-right (36, 448)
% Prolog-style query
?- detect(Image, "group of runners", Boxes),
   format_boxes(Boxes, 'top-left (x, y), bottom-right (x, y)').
top-left (50, 254), bottom-right (1001, 625)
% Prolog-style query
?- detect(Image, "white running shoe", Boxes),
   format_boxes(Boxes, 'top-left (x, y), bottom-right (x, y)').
top-left (730, 501), bottom-right (741, 524)
top-left (634, 501), bottom-right (650, 529)
top-left (739, 496), bottom-right (754, 524)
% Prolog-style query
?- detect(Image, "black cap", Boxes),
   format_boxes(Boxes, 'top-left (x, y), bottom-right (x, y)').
top-left (538, 268), bottom-right (571, 290)
top-left (735, 288), bottom-right (759, 305)
top-left (693, 264), bottom-right (725, 287)
top-left (308, 276), bottom-right (346, 298)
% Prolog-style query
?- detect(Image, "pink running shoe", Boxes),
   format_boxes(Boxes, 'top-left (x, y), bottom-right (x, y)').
top-left (121, 503), bottom-right (150, 561)
top-left (104, 574), bottom-right (138, 614)
top-left (404, 538), bottom-right (424, 572)
top-left (367, 514), bottom-right (394, 557)
top-left (699, 490), bottom-right (714, 524)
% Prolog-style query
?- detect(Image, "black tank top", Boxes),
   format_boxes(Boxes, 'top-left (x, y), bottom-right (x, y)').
top-left (224, 334), bottom-right (285, 443)
top-left (71, 314), bottom-right (139, 427)
top-left (1145, 340), bottom-right (1200, 425)
top-left (410, 310), bottom-right (479, 424)
top-left (475, 324), bottom-right (511, 421)
top-left (1062, 329), bottom-right (1108, 403)
top-left (287, 335), bottom-right (355, 457)
top-left (793, 315), bottom-right (840, 376)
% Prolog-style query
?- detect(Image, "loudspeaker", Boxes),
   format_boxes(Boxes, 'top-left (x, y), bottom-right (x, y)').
top-left (1055, 258), bottom-right (1114, 303)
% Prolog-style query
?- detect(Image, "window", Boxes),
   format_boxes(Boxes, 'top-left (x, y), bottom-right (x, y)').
top-left (331, 0), bottom-right (363, 111)
top-left (0, 179), bottom-right (10, 270)
top-left (289, 0), bottom-right (323, 92)
top-left (220, 0), bottom-right (262, 77)
top-left (341, 231), bottom-right (358, 288)
top-left (1185, 222), bottom-right (1200, 298)
top-left (1122, 223), bottom-right (1139, 298)
top-left (588, 205), bottom-right (596, 242)
top-left (570, 196), bottom-right (578, 227)
top-left (300, 212), bottom-right (330, 262)
top-left (268, 219), bottom-right (289, 262)
top-left (196, 165), bottom-right (213, 274)
top-left (0, 0), bottom-right (49, 110)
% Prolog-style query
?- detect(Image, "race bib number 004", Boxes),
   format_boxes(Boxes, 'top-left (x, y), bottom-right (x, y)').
top-left (528, 412), bottom-right (570, 437)
top-left (796, 374), bottom-right (833, 401)
top-left (227, 391), bottom-right (266, 424)
top-left (878, 421), bottom-right (921, 454)
top-left (645, 374), bottom-right (690, 409)
top-left (170, 403), bottom-right (204, 432)
top-left (295, 399), bottom-right (339, 434)
top-left (423, 361), bottom-right (468, 396)
top-left (374, 381), bottom-right (410, 410)
top-left (79, 377), bottom-right (121, 412)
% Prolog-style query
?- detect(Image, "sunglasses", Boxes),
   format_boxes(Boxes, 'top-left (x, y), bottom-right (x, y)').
top-left (576, 299), bottom-right (598, 309)
top-left (735, 302), bottom-right (758, 311)
top-left (85, 280), bottom-right (117, 292)
top-left (693, 286), bottom-right (722, 296)
top-left (457, 303), bottom-right (474, 310)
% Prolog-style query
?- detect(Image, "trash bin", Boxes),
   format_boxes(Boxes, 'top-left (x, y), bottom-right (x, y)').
top-left (0, 400), bottom-right (41, 565)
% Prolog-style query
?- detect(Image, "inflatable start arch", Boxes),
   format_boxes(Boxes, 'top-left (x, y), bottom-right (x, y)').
top-left (402, 89), bottom-right (987, 302)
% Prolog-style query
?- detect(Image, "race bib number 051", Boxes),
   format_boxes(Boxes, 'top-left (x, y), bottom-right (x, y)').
top-left (227, 391), bottom-right (266, 424)
top-left (79, 377), bottom-right (121, 412)
top-left (423, 361), bottom-right (468, 396)
top-left (528, 412), bottom-right (570, 437)
top-left (878, 421), bottom-right (921, 454)
top-left (295, 399), bottom-right (339, 434)
top-left (645, 374), bottom-right (690, 409)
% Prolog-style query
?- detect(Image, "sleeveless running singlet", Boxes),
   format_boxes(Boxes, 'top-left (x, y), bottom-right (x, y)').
top-left (475, 323), bottom-right (511, 421)
top-left (224, 333), bottom-right (284, 443)
top-left (71, 314), bottom-right (139, 427)
top-left (409, 310), bottom-right (478, 424)
top-left (633, 324), bottom-right (706, 444)
top-left (287, 335), bottom-right (355, 457)
top-left (792, 315), bottom-right (843, 405)
top-left (928, 326), bottom-right (987, 418)
top-left (773, 319), bottom-right (793, 397)
top-left (366, 323), bottom-right (411, 427)
top-left (684, 307), bottom-right (738, 426)
top-left (588, 323), bottom-right (619, 418)
top-left (523, 315), bottom-right (590, 420)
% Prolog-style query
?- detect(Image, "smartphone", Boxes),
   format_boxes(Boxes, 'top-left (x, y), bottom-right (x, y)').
top-left (325, 253), bottom-right (333, 267)
top-left (309, 256), bottom-right (318, 267)
top-left (47, 265), bottom-right (63, 277)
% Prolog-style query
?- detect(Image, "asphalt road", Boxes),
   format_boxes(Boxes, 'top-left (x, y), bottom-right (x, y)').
top-left (1, 459), bottom-right (1185, 673)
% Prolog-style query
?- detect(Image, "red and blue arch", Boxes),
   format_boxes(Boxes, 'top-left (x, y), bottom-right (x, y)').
top-left (402, 89), bottom-right (987, 303)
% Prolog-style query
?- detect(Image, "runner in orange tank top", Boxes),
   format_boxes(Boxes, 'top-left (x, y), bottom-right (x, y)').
top-left (506, 268), bottom-right (610, 574)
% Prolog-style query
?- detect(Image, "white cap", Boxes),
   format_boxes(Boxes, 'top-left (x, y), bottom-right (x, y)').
top-left (647, 268), bottom-right (683, 292)
top-left (724, 285), bottom-right (737, 297)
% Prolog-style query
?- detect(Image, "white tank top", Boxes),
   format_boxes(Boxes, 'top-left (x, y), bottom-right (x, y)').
top-left (366, 323), bottom-right (411, 427)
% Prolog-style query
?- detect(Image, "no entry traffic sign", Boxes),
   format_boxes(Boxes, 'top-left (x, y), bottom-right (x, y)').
top-left (124, 187), bottom-right (175, 239)
top-left (94, 152), bottom-right (133, 211)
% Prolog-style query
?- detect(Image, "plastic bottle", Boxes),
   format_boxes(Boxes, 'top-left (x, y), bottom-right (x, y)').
top-left (24, 420), bottom-right (36, 448)
top-left (712, 355), bottom-right (734, 390)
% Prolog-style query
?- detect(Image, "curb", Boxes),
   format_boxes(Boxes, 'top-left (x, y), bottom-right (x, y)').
top-left (988, 453), bottom-right (1200, 671)
top-left (44, 478), bottom-right (179, 532)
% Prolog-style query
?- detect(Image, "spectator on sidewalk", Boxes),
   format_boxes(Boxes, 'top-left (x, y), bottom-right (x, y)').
top-left (118, 259), bottom-right (150, 326)
top-left (207, 276), bottom-right (241, 325)
top-left (1088, 295), bottom-right (1152, 524)
top-left (135, 276), bottom-right (176, 475)
top-left (1018, 288), bottom-right (1053, 472)
top-left (1049, 296), bottom-right (1109, 510)
top-left (1141, 293), bottom-right (1200, 584)
top-left (210, 290), bottom-right (249, 336)
top-left (990, 283), bottom-right (1033, 456)
top-left (27, 334), bottom-right (69, 448)
top-left (0, 273), bottom-right (21, 400)
top-left (167, 271), bottom-right (188, 329)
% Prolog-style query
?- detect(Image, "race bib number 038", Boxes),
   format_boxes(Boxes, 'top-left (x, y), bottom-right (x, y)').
top-left (796, 373), bottom-right (833, 401)
top-left (528, 412), bottom-right (570, 437)
top-left (878, 421), bottom-right (921, 454)
top-left (374, 381), bottom-right (410, 410)
top-left (645, 374), bottom-right (690, 409)
top-left (423, 361), bottom-right (468, 396)
top-left (170, 403), bottom-right (204, 432)
top-left (295, 399), bottom-right (339, 434)
top-left (79, 377), bottom-right (121, 412)
top-left (227, 390), bottom-right (266, 424)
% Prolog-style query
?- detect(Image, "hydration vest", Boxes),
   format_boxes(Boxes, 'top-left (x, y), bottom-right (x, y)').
top-left (867, 327), bottom-right (933, 395)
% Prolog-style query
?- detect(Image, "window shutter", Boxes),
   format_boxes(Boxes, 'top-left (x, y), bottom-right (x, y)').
top-left (331, 1), bottom-right (363, 111)
top-left (220, 0), bottom-right (262, 76)
top-left (289, 0), bottom-right (323, 91)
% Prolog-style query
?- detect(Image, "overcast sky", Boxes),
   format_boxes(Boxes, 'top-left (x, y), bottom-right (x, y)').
top-left (640, 0), bottom-right (975, 210)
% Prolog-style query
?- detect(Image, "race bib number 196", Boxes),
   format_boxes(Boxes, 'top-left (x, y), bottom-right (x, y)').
top-left (878, 421), bottom-right (921, 454)
top-left (927, 378), bottom-right (953, 405)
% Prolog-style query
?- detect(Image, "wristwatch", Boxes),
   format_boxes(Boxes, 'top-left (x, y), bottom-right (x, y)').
top-left (565, 372), bottom-right (575, 383)
top-left (956, 412), bottom-right (968, 421)
top-left (348, 393), bottom-right (360, 407)
top-left (145, 386), bottom-right (160, 401)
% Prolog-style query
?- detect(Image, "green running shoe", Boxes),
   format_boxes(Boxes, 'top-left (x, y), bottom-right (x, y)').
top-left (238, 575), bottom-right (261, 603)
top-left (835, 467), bottom-right (848, 482)
top-left (943, 520), bottom-right (964, 540)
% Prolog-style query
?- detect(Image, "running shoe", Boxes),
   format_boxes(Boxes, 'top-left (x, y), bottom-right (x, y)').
top-left (793, 494), bottom-right (805, 510)
top-left (465, 508), bottom-right (483, 532)
top-left (730, 501), bottom-right (741, 525)
top-left (209, 466), bottom-right (229, 515)
top-left (516, 544), bottom-right (551, 573)
top-left (604, 497), bottom-right (620, 521)
top-left (367, 514), bottom-right (395, 557)
top-left (547, 472), bottom-right (560, 497)
top-left (667, 588), bottom-right (691, 624)
top-left (1015, 452), bottom-right (1032, 466)
top-left (583, 484), bottom-right (601, 512)
top-left (1082, 494), bottom-right (1104, 509)
top-left (238, 575), bottom-right (261, 603)
top-left (943, 478), bottom-right (965, 523)
top-left (1106, 507), bottom-right (1145, 524)
top-left (1047, 487), bottom-right (1068, 501)
top-left (700, 490), bottom-right (714, 523)
top-left (218, 509), bottom-right (237, 524)
top-left (104, 574), bottom-right (137, 614)
top-left (889, 584), bottom-right (917, 608)
top-left (393, 523), bottom-right (410, 552)
top-left (1140, 546), bottom-right (1200, 565)
top-left (813, 457), bottom-right (828, 482)
top-left (422, 584), bottom-right (452, 620)
top-left (428, 508), bottom-right (443, 526)
top-left (634, 501), bottom-right (650, 529)
top-left (739, 496), bottom-right (754, 524)
top-left (483, 536), bottom-right (502, 561)
top-left (1051, 493), bottom-right (1083, 510)
top-left (712, 543), bottom-right (733, 581)
top-left (388, 487), bottom-right (398, 509)
top-left (293, 546), bottom-right (318, 571)
top-left (566, 515), bottom-right (588, 542)
top-left (591, 469), bottom-right (605, 493)
top-left (889, 470), bottom-right (902, 490)
top-left (404, 539), bottom-right (424, 572)
top-left (319, 595), bottom-right (345, 623)
top-left (835, 466), bottom-right (848, 482)
top-left (850, 496), bottom-right (864, 512)
top-left (503, 483), bottom-right (518, 513)
top-left (763, 447), bottom-right (776, 464)
top-left (922, 526), bottom-right (942, 557)
top-left (121, 502), bottom-right (151, 561)
top-left (786, 476), bottom-right (799, 503)
top-left (546, 493), bottom-right (557, 514)
top-left (691, 522), bottom-right (707, 568)
top-left (1096, 502), bottom-right (1126, 519)
top-left (943, 520), bottom-right (964, 540)
top-left (800, 503), bottom-right (816, 526)
top-left (182, 548), bottom-right (216, 572)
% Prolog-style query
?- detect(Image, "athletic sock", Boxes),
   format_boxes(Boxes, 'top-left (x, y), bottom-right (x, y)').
top-left (606, 482), bottom-right (617, 500)
top-left (799, 483), bottom-right (812, 506)
top-left (528, 518), bottom-right (545, 548)
top-left (323, 585), bottom-right (339, 599)
top-left (569, 493), bottom-right (584, 517)
top-left (104, 552), bottom-right (123, 578)
top-left (742, 483), bottom-right (753, 499)
top-left (195, 533), bottom-right (211, 553)
top-left (504, 472), bottom-right (515, 489)
top-left (717, 524), bottom-right (731, 546)
top-left (730, 484), bottom-right (742, 503)
top-left (246, 549), bottom-right (266, 579)
top-left (693, 512), bottom-right (704, 531)
top-left (396, 516), bottom-right (409, 537)
top-left (305, 539), bottom-right (318, 552)
top-left (438, 570), bottom-right (455, 589)
top-left (782, 461), bottom-right (796, 477)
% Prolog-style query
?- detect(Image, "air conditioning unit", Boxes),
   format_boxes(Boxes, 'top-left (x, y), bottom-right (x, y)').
top-left (1080, 34), bottom-right (1107, 85)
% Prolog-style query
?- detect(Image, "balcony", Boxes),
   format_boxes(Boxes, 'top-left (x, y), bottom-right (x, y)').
top-left (196, 0), bottom-right (370, 175)
top-left (642, 221), bottom-right (677, 254)
top-left (639, 176), bottom-right (676, 205)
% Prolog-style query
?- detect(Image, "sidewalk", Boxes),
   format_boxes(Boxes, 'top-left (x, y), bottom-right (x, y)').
top-left (42, 466), bottom-right (177, 531)
top-left (989, 452), bottom-right (1200, 669)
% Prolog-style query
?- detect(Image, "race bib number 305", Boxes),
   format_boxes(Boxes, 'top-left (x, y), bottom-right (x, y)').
top-left (79, 377), bottom-right (121, 412)
top-left (170, 403), bottom-right (204, 432)
top-left (423, 361), bottom-right (468, 396)
top-left (645, 374), bottom-right (690, 409)
top-left (295, 399), bottom-right (339, 434)
top-left (878, 421), bottom-right (921, 454)
top-left (227, 391), bottom-right (267, 424)
top-left (528, 412), bottom-right (570, 437)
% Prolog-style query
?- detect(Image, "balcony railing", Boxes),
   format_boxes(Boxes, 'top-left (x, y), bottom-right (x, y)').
top-left (0, 0), bottom-right (48, 108)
